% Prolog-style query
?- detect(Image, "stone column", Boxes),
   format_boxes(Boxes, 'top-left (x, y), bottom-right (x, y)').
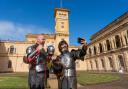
top-left (112, 54), bottom-right (119, 71)
top-left (91, 47), bottom-right (94, 56)
top-left (91, 59), bottom-right (97, 71)
top-left (123, 51), bottom-right (128, 71)
top-left (97, 58), bottom-right (104, 71)
top-left (112, 36), bottom-right (116, 49)
top-left (86, 60), bottom-right (92, 71)
top-left (104, 56), bottom-right (111, 71)
top-left (96, 44), bottom-right (100, 54)
top-left (121, 32), bottom-right (127, 46)
top-left (103, 41), bottom-right (107, 52)
top-left (110, 37), bottom-right (115, 49)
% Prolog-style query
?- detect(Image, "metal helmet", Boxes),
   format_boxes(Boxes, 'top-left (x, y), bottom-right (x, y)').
top-left (47, 45), bottom-right (55, 55)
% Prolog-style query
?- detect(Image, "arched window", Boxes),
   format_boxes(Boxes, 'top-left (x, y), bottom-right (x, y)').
top-left (115, 35), bottom-right (121, 48)
top-left (9, 45), bottom-right (16, 54)
top-left (94, 46), bottom-right (96, 55)
top-left (8, 60), bottom-right (12, 68)
top-left (106, 40), bottom-right (111, 51)
top-left (99, 43), bottom-right (103, 53)
top-left (101, 59), bottom-right (105, 68)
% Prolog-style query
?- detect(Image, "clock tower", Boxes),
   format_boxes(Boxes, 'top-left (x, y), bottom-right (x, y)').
top-left (54, 8), bottom-right (70, 54)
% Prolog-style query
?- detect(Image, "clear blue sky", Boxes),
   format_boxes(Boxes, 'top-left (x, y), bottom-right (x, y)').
top-left (0, 0), bottom-right (127, 45)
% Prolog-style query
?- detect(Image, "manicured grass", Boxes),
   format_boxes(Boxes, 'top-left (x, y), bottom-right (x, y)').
top-left (77, 71), bottom-right (120, 86)
top-left (0, 72), bottom-right (121, 88)
top-left (0, 72), bottom-right (51, 89)
top-left (0, 73), bottom-right (28, 89)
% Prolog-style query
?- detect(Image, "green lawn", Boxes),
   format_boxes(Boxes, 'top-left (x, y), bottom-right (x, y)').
top-left (0, 73), bottom-right (28, 89)
top-left (77, 71), bottom-right (120, 86)
top-left (0, 72), bottom-right (121, 89)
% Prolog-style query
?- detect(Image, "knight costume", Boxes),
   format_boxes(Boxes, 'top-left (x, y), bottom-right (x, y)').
top-left (23, 44), bottom-right (54, 89)
top-left (52, 40), bottom-right (87, 89)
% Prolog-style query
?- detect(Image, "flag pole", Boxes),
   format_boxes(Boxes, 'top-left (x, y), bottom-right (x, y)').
top-left (60, 0), bottom-right (63, 8)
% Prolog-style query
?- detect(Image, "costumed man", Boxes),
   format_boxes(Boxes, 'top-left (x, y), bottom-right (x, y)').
top-left (52, 38), bottom-right (87, 89)
top-left (23, 35), bottom-right (54, 89)
top-left (45, 45), bottom-right (55, 88)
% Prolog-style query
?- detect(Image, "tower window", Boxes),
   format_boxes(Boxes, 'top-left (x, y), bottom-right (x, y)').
top-left (61, 25), bottom-right (64, 28)
top-left (61, 22), bottom-right (64, 24)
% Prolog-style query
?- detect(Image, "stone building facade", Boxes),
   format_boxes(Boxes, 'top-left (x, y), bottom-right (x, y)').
top-left (85, 12), bottom-right (128, 72)
top-left (0, 8), bottom-right (81, 72)
top-left (0, 8), bottom-right (128, 73)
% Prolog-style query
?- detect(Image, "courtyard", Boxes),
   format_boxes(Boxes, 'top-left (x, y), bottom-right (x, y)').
top-left (0, 72), bottom-right (127, 89)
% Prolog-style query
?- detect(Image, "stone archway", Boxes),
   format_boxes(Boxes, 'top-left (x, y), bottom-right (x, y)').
top-left (108, 57), bottom-right (114, 71)
top-left (118, 55), bottom-right (125, 71)
top-left (101, 59), bottom-right (105, 70)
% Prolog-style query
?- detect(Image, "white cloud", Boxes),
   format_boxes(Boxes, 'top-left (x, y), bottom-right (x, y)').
top-left (0, 21), bottom-right (52, 41)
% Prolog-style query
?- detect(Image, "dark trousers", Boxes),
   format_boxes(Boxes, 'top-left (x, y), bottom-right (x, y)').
top-left (28, 69), bottom-right (45, 89)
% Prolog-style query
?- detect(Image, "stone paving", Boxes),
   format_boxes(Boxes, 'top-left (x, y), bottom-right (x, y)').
top-left (48, 74), bottom-right (128, 89)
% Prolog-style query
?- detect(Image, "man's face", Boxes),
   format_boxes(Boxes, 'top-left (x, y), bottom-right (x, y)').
top-left (37, 35), bottom-right (45, 45)
top-left (60, 43), bottom-right (68, 51)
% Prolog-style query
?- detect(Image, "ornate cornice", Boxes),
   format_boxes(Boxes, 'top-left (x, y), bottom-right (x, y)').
top-left (88, 22), bottom-right (128, 46)
top-left (26, 33), bottom-right (55, 39)
top-left (91, 11), bottom-right (128, 40)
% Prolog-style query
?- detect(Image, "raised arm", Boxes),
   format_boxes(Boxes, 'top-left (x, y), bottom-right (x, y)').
top-left (71, 44), bottom-right (87, 61)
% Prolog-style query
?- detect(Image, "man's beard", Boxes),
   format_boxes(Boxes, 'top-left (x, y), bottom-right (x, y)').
top-left (61, 47), bottom-right (68, 53)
